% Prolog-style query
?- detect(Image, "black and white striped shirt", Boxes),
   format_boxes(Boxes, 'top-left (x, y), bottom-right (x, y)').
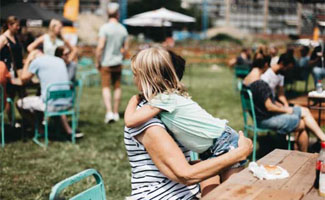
top-left (124, 101), bottom-right (200, 200)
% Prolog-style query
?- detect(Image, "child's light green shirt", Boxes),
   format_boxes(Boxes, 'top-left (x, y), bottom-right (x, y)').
top-left (149, 93), bottom-right (227, 153)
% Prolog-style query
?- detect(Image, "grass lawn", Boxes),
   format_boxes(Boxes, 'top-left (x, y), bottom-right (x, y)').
top-left (0, 63), bottom-right (300, 199)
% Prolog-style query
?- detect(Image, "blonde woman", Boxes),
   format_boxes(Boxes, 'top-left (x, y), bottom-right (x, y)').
top-left (124, 48), bottom-right (252, 198)
top-left (125, 47), bottom-right (248, 175)
top-left (27, 19), bottom-right (75, 56)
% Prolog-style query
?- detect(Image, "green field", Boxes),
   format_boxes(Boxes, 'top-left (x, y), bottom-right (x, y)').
top-left (0, 63), bottom-right (300, 199)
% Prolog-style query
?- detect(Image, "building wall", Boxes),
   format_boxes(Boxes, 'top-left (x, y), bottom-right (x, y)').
top-left (182, 0), bottom-right (325, 35)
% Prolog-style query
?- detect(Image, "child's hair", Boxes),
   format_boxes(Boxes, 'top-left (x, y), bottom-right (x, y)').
top-left (131, 47), bottom-right (187, 101)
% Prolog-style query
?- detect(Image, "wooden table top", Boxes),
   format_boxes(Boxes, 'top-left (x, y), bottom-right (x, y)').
top-left (202, 149), bottom-right (325, 200)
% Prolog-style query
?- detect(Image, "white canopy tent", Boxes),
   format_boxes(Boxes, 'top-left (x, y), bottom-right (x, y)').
top-left (131, 7), bottom-right (196, 23)
top-left (123, 17), bottom-right (171, 27)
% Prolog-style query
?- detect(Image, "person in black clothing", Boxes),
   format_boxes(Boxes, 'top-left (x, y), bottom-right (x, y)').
top-left (0, 16), bottom-right (24, 123)
top-left (0, 16), bottom-right (23, 74)
top-left (310, 42), bottom-right (325, 87)
top-left (249, 79), bottom-right (325, 152)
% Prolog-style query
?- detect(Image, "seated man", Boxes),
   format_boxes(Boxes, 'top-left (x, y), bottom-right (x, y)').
top-left (310, 42), bottom-right (325, 87)
top-left (250, 79), bottom-right (325, 151)
top-left (17, 50), bottom-right (83, 139)
top-left (54, 46), bottom-right (78, 82)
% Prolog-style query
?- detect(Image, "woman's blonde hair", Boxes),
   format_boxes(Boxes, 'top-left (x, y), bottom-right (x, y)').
top-left (131, 47), bottom-right (187, 101)
top-left (48, 19), bottom-right (63, 40)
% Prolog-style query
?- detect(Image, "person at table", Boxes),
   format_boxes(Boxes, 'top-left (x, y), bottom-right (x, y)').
top-left (17, 50), bottom-right (83, 139)
top-left (229, 48), bottom-right (252, 68)
top-left (27, 19), bottom-right (76, 56)
top-left (124, 50), bottom-right (253, 199)
top-left (310, 41), bottom-right (325, 88)
top-left (0, 61), bottom-right (21, 111)
top-left (295, 45), bottom-right (310, 81)
top-left (54, 46), bottom-right (78, 82)
top-left (244, 55), bottom-right (325, 151)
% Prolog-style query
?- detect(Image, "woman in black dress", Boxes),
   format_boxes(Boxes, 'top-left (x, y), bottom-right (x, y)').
top-left (0, 16), bottom-right (24, 123)
top-left (0, 16), bottom-right (23, 75)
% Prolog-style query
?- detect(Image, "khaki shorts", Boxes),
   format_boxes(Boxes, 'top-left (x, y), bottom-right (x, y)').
top-left (17, 96), bottom-right (71, 112)
top-left (100, 65), bottom-right (122, 88)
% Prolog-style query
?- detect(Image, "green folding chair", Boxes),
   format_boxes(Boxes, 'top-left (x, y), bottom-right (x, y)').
top-left (233, 64), bottom-right (250, 91)
top-left (74, 79), bottom-right (83, 130)
top-left (0, 85), bottom-right (4, 147)
top-left (49, 169), bottom-right (106, 200)
top-left (6, 97), bottom-right (15, 127)
top-left (190, 151), bottom-right (199, 161)
top-left (240, 88), bottom-right (291, 161)
top-left (33, 82), bottom-right (77, 148)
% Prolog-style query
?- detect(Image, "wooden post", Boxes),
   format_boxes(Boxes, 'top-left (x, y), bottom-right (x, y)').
top-left (297, 2), bottom-right (302, 35)
top-left (263, 0), bottom-right (269, 34)
top-left (225, 0), bottom-right (230, 25)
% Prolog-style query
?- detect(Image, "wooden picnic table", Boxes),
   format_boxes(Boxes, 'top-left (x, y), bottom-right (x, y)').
top-left (202, 149), bottom-right (324, 200)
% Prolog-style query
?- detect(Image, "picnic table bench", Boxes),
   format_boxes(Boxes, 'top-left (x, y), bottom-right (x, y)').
top-left (202, 149), bottom-right (324, 200)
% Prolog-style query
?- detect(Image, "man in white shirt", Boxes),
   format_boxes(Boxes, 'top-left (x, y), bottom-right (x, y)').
top-left (261, 53), bottom-right (295, 107)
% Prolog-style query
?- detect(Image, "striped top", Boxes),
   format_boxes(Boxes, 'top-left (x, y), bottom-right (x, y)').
top-left (124, 101), bottom-right (200, 200)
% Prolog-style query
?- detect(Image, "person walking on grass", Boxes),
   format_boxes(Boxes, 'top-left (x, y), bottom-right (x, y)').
top-left (125, 47), bottom-right (247, 178)
top-left (96, 2), bottom-right (128, 123)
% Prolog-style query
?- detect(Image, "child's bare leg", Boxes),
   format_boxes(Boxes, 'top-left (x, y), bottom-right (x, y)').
top-left (220, 166), bottom-right (244, 182)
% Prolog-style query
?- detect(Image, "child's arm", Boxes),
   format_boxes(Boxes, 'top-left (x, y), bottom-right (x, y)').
top-left (124, 95), bottom-right (162, 128)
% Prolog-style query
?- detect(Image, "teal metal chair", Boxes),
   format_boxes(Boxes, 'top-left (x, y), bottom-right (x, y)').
top-left (74, 79), bottom-right (83, 130)
top-left (33, 82), bottom-right (77, 147)
top-left (6, 97), bottom-right (15, 127)
top-left (190, 151), bottom-right (199, 161)
top-left (240, 88), bottom-right (291, 161)
top-left (0, 85), bottom-right (4, 147)
top-left (49, 169), bottom-right (106, 200)
top-left (233, 64), bottom-right (250, 91)
top-left (77, 57), bottom-right (100, 87)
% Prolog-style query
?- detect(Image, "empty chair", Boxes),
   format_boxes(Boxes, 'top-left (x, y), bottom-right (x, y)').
top-left (49, 169), bottom-right (106, 200)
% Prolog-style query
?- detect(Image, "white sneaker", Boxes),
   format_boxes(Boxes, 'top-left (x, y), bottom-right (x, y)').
top-left (113, 113), bottom-right (120, 122)
top-left (104, 112), bottom-right (114, 123)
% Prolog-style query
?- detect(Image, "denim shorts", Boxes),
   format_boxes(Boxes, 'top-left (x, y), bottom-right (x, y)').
top-left (199, 126), bottom-right (247, 168)
top-left (258, 106), bottom-right (301, 134)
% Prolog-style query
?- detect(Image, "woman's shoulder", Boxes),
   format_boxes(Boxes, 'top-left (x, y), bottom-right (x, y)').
top-left (0, 34), bottom-right (8, 44)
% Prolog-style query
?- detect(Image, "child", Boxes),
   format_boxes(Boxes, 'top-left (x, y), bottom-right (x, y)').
top-left (125, 47), bottom-right (246, 166)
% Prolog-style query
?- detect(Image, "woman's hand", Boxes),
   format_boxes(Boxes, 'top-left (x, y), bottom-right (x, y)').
top-left (237, 131), bottom-right (253, 160)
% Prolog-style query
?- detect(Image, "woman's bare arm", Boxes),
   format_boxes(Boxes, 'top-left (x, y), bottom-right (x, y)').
top-left (136, 126), bottom-right (252, 186)
top-left (27, 35), bottom-right (44, 52)
top-left (0, 35), bottom-right (8, 50)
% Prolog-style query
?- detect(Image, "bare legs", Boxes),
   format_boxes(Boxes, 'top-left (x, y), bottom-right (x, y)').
top-left (102, 87), bottom-right (112, 114)
top-left (61, 115), bottom-right (72, 134)
top-left (294, 120), bottom-right (308, 152)
top-left (113, 87), bottom-right (121, 114)
top-left (300, 107), bottom-right (325, 141)
top-left (102, 86), bottom-right (121, 121)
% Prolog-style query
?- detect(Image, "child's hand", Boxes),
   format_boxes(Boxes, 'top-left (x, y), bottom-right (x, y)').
top-left (237, 131), bottom-right (253, 158)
